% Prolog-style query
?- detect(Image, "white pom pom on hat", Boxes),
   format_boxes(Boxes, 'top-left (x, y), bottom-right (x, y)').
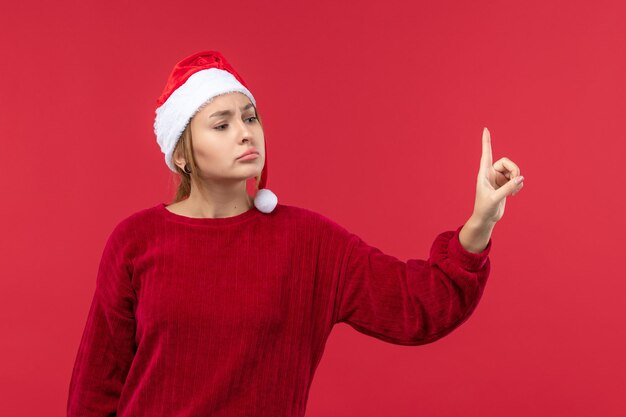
top-left (253, 188), bottom-right (278, 213)
top-left (153, 50), bottom-right (277, 214)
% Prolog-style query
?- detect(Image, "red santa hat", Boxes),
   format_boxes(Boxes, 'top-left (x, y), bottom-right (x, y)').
top-left (153, 50), bottom-right (278, 214)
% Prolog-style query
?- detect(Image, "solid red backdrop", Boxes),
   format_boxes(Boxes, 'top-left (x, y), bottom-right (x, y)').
top-left (0, 0), bottom-right (624, 416)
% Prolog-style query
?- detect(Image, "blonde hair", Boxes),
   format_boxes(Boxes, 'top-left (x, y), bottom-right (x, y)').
top-left (168, 109), bottom-right (265, 204)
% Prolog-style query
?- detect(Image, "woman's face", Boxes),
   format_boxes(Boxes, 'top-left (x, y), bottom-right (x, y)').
top-left (188, 92), bottom-right (264, 184)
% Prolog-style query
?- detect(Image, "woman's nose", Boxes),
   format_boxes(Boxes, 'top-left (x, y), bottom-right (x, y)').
top-left (237, 120), bottom-right (253, 141)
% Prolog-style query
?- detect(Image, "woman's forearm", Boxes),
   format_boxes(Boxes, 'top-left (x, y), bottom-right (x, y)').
top-left (459, 215), bottom-right (495, 253)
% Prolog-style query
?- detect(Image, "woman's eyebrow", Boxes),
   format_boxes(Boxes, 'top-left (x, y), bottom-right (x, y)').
top-left (209, 103), bottom-right (255, 118)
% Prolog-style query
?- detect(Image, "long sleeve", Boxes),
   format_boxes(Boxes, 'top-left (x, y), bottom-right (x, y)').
top-left (333, 224), bottom-right (492, 346)
top-left (67, 221), bottom-right (138, 416)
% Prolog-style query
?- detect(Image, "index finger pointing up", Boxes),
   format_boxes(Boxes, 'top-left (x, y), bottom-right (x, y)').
top-left (481, 127), bottom-right (493, 172)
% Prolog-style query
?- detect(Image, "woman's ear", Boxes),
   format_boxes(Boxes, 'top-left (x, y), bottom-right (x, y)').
top-left (172, 149), bottom-right (185, 171)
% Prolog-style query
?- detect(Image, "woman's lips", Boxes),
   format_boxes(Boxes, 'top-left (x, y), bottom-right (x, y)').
top-left (238, 153), bottom-right (259, 161)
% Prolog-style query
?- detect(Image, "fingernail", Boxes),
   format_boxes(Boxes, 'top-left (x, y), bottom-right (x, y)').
top-left (515, 176), bottom-right (524, 184)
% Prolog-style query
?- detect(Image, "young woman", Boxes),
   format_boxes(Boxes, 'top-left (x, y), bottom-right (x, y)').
top-left (67, 50), bottom-right (524, 417)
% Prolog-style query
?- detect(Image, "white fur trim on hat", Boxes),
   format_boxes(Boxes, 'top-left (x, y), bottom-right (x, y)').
top-left (153, 68), bottom-right (256, 172)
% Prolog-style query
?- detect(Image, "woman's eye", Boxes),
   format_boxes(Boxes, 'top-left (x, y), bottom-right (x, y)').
top-left (214, 117), bottom-right (256, 131)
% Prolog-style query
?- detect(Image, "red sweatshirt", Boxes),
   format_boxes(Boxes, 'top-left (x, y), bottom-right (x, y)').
top-left (67, 202), bottom-right (492, 417)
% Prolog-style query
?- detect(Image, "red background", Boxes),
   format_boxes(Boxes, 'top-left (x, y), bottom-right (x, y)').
top-left (1, 0), bottom-right (625, 415)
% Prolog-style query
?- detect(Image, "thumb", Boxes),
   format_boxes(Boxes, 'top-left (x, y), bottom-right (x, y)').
top-left (494, 175), bottom-right (524, 201)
